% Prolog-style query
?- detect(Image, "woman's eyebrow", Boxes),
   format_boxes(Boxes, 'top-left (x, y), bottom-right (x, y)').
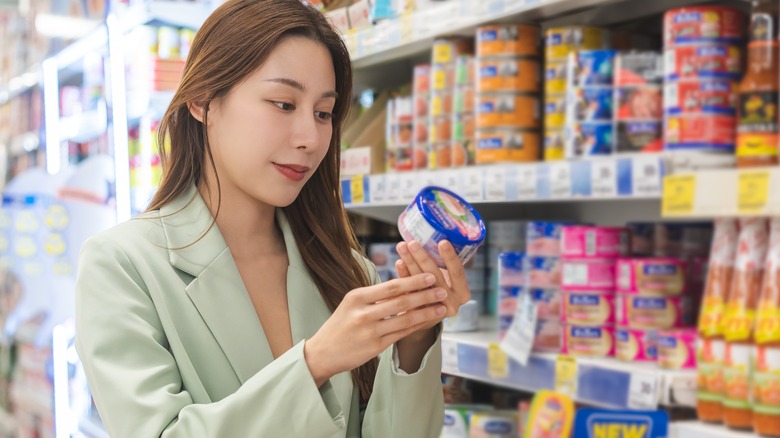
top-left (264, 77), bottom-right (338, 99)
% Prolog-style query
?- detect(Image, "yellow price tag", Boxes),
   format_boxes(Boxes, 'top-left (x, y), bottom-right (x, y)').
top-left (738, 170), bottom-right (770, 215)
top-left (555, 355), bottom-right (578, 397)
top-left (662, 174), bottom-right (696, 216)
top-left (350, 176), bottom-right (365, 204)
top-left (487, 343), bottom-right (509, 379)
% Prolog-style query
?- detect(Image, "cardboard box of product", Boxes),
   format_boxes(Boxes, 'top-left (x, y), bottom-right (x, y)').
top-left (341, 105), bottom-right (387, 176)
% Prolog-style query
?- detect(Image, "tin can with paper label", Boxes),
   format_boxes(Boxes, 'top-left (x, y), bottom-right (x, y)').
top-left (565, 122), bottom-right (614, 158)
top-left (478, 24), bottom-right (540, 57)
top-left (476, 129), bottom-right (540, 163)
top-left (545, 27), bottom-right (606, 61)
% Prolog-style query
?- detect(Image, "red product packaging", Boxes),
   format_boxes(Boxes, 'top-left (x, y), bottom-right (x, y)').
top-left (616, 86), bottom-right (663, 120)
top-left (664, 6), bottom-right (745, 46)
top-left (664, 113), bottom-right (736, 151)
top-left (663, 80), bottom-right (738, 115)
top-left (664, 44), bottom-right (742, 80)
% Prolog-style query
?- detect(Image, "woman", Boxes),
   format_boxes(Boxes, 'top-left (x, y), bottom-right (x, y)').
top-left (74, 0), bottom-right (471, 436)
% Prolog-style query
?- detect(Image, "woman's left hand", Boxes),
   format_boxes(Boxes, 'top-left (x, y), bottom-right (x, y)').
top-left (395, 240), bottom-right (472, 323)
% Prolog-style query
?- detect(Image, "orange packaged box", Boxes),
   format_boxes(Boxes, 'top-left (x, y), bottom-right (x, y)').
top-left (476, 128), bottom-right (540, 163)
top-left (477, 93), bottom-right (540, 129)
top-left (477, 24), bottom-right (540, 57)
top-left (478, 57), bottom-right (541, 93)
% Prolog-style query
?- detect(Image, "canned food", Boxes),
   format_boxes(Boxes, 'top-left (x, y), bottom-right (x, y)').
top-left (545, 26), bottom-right (606, 61)
top-left (413, 120), bottom-right (428, 143)
top-left (616, 121), bottom-right (664, 153)
top-left (617, 257), bottom-right (688, 295)
top-left (454, 55), bottom-right (475, 87)
top-left (477, 93), bottom-right (540, 128)
top-left (664, 6), bottom-right (745, 46)
top-left (616, 86), bottom-right (663, 120)
top-left (414, 64), bottom-right (432, 93)
top-left (664, 44), bottom-right (742, 80)
top-left (452, 113), bottom-right (475, 141)
top-left (412, 143), bottom-right (428, 170)
top-left (432, 141), bottom-right (456, 168)
top-left (450, 141), bottom-right (472, 167)
top-left (561, 258), bottom-right (617, 292)
top-left (567, 87), bottom-right (613, 122)
top-left (432, 37), bottom-right (474, 64)
top-left (616, 327), bottom-right (659, 362)
top-left (545, 94), bottom-right (567, 129)
top-left (430, 116), bottom-right (452, 142)
top-left (615, 51), bottom-right (664, 86)
top-left (476, 129), bottom-right (540, 164)
top-left (477, 24), bottom-right (540, 57)
top-left (570, 50), bottom-right (617, 86)
top-left (616, 294), bottom-right (690, 329)
top-left (565, 122), bottom-right (614, 158)
top-left (544, 129), bottom-right (565, 161)
top-left (414, 94), bottom-right (429, 118)
top-left (562, 291), bottom-right (616, 326)
top-left (431, 64), bottom-right (454, 91)
top-left (431, 92), bottom-right (453, 117)
top-left (545, 61), bottom-right (569, 94)
top-left (664, 80), bottom-right (738, 115)
top-left (477, 57), bottom-right (541, 93)
top-left (453, 86), bottom-right (475, 114)
top-left (664, 113), bottom-right (736, 151)
top-left (561, 325), bottom-right (616, 357)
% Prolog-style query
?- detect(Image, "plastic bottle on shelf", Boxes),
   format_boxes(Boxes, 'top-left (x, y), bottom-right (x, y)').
top-left (753, 218), bottom-right (780, 436)
top-left (737, 0), bottom-right (780, 168)
top-left (697, 219), bottom-right (739, 423)
top-left (723, 218), bottom-right (769, 430)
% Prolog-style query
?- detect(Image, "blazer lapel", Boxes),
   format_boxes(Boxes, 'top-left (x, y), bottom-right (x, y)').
top-left (159, 185), bottom-right (272, 384)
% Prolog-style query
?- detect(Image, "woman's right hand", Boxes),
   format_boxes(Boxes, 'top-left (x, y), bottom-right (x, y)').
top-left (304, 273), bottom-right (447, 386)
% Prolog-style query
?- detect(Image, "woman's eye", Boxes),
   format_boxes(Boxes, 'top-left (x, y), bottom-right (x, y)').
top-left (273, 101), bottom-right (295, 111)
top-left (315, 111), bottom-right (333, 121)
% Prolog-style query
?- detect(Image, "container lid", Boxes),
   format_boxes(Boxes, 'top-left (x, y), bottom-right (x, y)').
top-left (415, 186), bottom-right (486, 247)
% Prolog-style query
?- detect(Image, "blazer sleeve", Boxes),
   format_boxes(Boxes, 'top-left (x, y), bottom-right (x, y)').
top-left (75, 235), bottom-right (348, 438)
top-left (359, 258), bottom-right (445, 438)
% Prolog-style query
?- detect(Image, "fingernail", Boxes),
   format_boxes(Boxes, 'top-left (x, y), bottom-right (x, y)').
top-left (436, 305), bottom-right (446, 315)
top-left (435, 288), bottom-right (447, 299)
top-left (424, 274), bottom-right (436, 284)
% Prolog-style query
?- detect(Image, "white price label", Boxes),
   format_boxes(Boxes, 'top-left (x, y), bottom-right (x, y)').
top-left (550, 163), bottom-right (572, 198)
top-left (591, 159), bottom-right (617, 197)
top-left (563, 263), bottom-right (589, 286)
top-left (401, 173), bottom-right (418, 200)
top-left (515, 165), bottom-right (537, 200)
top-left (633, 156), bottom-right (663, 196)
top-left (500, 291), bottom-right (537, 366)
top-left (442, 338), bottom-right (459, 373)
top-left (485, 166), bottom-right (507, 201)
top-left (464, 168), bottom-right (484, 202)
top-left (423, 171), bottom-right (437, 188)
top-left (628, 371), bottom-right (660, 410)
top-left (442, 170), bottom-right (460, 193)
top-left (386, 174), bottom-right (401, 202)
top-left (369, 175), bottom-right (386, 204)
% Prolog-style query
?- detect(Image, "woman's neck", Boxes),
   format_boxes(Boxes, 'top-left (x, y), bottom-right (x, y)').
top-left (197, 178), bottom-right (286, 261)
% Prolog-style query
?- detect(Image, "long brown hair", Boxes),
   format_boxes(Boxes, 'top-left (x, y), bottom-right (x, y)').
top-left (146, 0), bottom-right (376, 401)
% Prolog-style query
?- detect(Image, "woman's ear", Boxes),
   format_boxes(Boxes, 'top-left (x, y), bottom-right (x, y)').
top-left (188, 100), bottom-right (208, 123)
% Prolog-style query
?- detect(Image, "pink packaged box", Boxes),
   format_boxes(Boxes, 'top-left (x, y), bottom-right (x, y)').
top-left (561, 258), bottom-right (616, 291)
top-left (562, 291), bottom-right (616, 326)
top-left (616, 327), bottom-right (659, 362)
top-left (617, 257), bottom-right (688, 296)
top-left (658, 328), bottom-right (697, 369)
top-left (615, 293), bottom-right (689, 329)
top-left (561, 226), bottom-right (629, 259)
top-left (534, 318), bottom-right (562, 352)
top-left (561, 325), bottom-right (615, 357)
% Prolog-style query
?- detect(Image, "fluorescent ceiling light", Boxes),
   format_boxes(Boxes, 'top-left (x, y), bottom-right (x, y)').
top-left (35, 14), bottom-right (100, 39)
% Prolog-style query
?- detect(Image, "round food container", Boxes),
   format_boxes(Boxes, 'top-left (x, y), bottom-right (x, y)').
top-left (499, 252), bottom-right (525, 287)
top-left (616, 120), bottom-right (664, 153)
top-left (475, 128), bottom-right (540, 164)
top-left (664, 44), bottom-right (742, 81)
top-left (561, 226), bottom-right (629, 259)
top-left (431, 92), bottom-right (454, 118)
top-left (453, 86), bottom-right (475, 114)
top-left (477, 24), bottom-right (540, 57)
top-left (397, 187), bottom-right (486, 268)
top-left (664, 80), bottom-right (738, 116)
top-left (617, 257), bottom-right (688, 295)
top-left (452, 113), bottom-right (475, 142)
top-left (545, 26), bottom-right (606, 61)
top-left (432, 37), bottom-right (473, 65)
top-left (433, 142), bottom-right (455, 168)
top-left (567, 87), bottom-right (614, 122)
top-left (561, 258), bottom-right (617, 292)
top-left (562, 291), bottom-right (616, 326)
top-left (664, 113), bottom-right (736, 152)
top-left (431, 63), bottom-right (454, 92)
top-left (564, 122), bottom-right (614, 158)
top-left (430, 116), bottom-right (452, 143)
top-left (526, 221), bottom-right (567, 256)
top-left (658, 329), bottom-right (697, 369)
top-left (561, 325), bottom-right (616, 357)
top-left (414, 65), bottom-right (432, 93)
top-left (545, 94), bottom-right (567, 129)
top-left (616, 293), bottom-right (690, 329)
top-left (545, 61), bottom-right (569, 95)
top-left (477, 57), bottom-right (541, 93)
top-left (454, 55), bottom-right (476, 87)
top-left (664, 6), bottom-right (744, 46)
top-left (544, 129), bottom-right (565, 161)
top-left (569, 50), bottom-right (617, 86)
top-left (476, 93), bottom-right (540, 128)
top-left (615, 86), bottom-right (663, 120)
top-left (616, 327), bottom-right (659, 362)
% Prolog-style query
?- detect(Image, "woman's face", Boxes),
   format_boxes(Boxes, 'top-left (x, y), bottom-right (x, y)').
top-left (196, 36), bottom-right (337, 207)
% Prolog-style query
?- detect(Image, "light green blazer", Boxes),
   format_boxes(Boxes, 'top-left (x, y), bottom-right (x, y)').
top-left (75, 185), bottom-right (443, 437)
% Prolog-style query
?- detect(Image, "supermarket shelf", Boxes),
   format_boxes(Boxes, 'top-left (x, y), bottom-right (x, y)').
top-left (59, 106), bottom-right (108, 143)
top-left (442, 321), bottom-right (697, 410)
top-left (0, 67), bottom-right (41, 106)
top-left (78, 417), bottom-right (109, 438)
top-left (116, 0), bottom-right (215, 32)
top-left (670, 421), bottom-right (759, 438)
top-left (662, 167), bottom-right (780, 219)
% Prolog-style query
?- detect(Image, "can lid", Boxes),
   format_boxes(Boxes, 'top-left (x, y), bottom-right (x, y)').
top-left (414, 186), bottom-right (486, 246)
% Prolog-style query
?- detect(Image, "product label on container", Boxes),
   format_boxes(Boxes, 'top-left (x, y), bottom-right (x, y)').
top-left (664, 114), bottom-right (736, 151)
top-left (753, 345), bottom-right (780, 415)
top-left (564, 292), bottom-right (615, 325)
top-left (525, 256), bottom-right (562, 288)
top-left (737, 92), bottom-right (780, 158)
top-left (664, 7), bottom-right (744, 45)
top-left (567, 87), bottom-right (614, 122)
top-left (616, 328), bottom-right (659, 362)
top-left (723, 342), bottom-right (753, 409)
top-left (664, 45), bottom-right (741, 80)
top-left (697, 338), bottom-right (726, 402)
top-left (565, 123), bottom-right (614, 158)
top-left (664, 81), bottom-right (738, 115)
top-left (756, 304), bottom-right (780, 344)
top-left (658, 331), bottom-right (697, 369)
